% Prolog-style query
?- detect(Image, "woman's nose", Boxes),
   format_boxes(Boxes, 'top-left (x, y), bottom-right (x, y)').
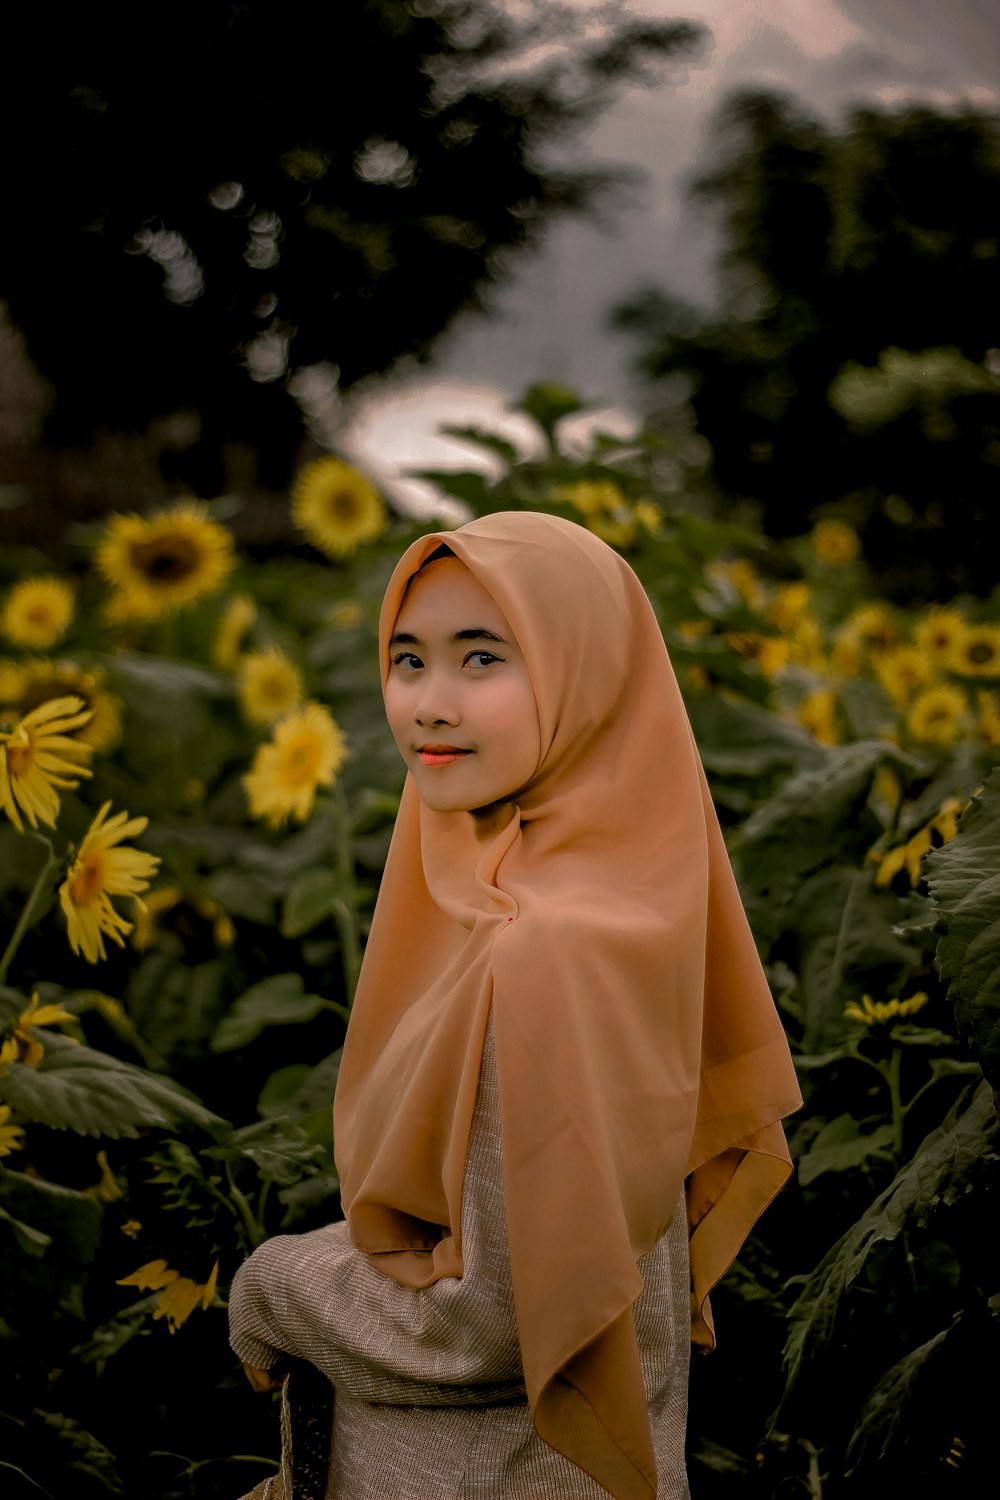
top-left (413, 680), bottom-right (460, 727)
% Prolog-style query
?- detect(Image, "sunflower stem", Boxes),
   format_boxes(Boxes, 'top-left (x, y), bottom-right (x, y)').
top-left (330, 781), bottom-right (361, 1007)
top-left (0, 838), bottom-right (59, 987)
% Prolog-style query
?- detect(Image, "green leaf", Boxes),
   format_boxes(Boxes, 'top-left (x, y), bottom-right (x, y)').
top-left (439, 424), bottom-right (520, 467)
top-left (684, 691), bottom-right (826, 777)
top-left (796, 1114), bottom-right (896, 1187)
top-left (843, 1323), bottom-right (952, 1476)
top-left (925, 767), bottom-right (1000, 1107)
top-left (258, 1048), bottom-right (342, 1121)
top-left (203, 867), bottom-right (275, 925)
top-left (281, 868), bottom-right (352, 938)
top-left (211, 973), bottom-right (345, 1052)
top-left (0, 1203), bottom-right (52, 1255)
top-left (207, 1117), bottom-right (326, 1187)
top-left (772, 1082), bottom-right (999, 1430)
top-left (1, 1034), bottom-right (224, 1138)
top-left (736, 741), bottom-right (889, 951)
top-left (26, 1410), bottom-right (123, 1495)
top-left (407, 469), bottom-right (493, 508)
top-left (0, 1166), bottom-right (103, 1262)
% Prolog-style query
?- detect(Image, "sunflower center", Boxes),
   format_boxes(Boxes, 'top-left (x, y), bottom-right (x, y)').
top-left (129, 536), bottom-right (200, 583)
top-left (281, 738), bottom-right (322, 786)
top-left (969, 642), bottom-right (996, 665)
top-left (26, 604), bottom-right (55, 623)
top-left (68, 852), bottom-right (107, 906)
top-left (327, 490), bottom-right (361, 521)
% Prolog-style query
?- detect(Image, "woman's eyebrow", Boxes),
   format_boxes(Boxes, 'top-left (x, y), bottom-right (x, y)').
top-left (388, 627), bottom-right (509, 647)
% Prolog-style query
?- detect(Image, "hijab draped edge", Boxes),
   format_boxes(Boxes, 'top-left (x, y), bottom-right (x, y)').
top-left (332, 513), bottom-right (802, 1500)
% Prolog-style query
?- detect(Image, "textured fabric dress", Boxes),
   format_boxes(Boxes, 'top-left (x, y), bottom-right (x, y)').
top-left (229, 1011), bottom-right (692, 1500)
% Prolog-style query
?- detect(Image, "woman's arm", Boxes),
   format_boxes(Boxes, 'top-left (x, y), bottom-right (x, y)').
top-left (227, 1020), bottom-right (524, 1406)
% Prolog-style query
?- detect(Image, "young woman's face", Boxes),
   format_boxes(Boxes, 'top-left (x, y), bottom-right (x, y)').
top-left (384, 557), bottom-right (540, 815)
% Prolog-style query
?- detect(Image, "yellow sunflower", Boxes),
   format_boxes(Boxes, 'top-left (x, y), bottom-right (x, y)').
top-left (723, 632), bottom-right (790, 678)
top-left (58, 802), bottom-right (161, 964)
top-left (872, 646), bottom-right (934, 709)
top-left (634, 499), bottom-right (664, 532)
top-left (797, 688), bottom-right (840, 745)
top-left (0, 991), bottom-right (76, 1070)
top-left (789, 615), bottom-right (828, 674)
top-left (212, 594), bottom-right (257, 672)
top-left (117, 1257), bottom-right (219, 1334)
top-left (0, 1103), bottom-right (25, 1157)
top-left (844, 992), bottom-right (928, 1027)
top-left (10, 659), bottom-right (123, 755)
top-left (586, 512), bottom-right (637, 549)
top-left (131, 884), bottom-right (236, 951)
top-left (291, 457), bottom-right (387, 559)
top-left (0, 575), bottom-right (75, 650)
top-left (869, 796), bottom-right (964, 889)
top-left (0, 695), bottom-right (93, 833)
top-left (810, 519), bottom-right (860, 566)
top-left (96, 502), bottom-right (236, 623)
top-left (327, 599), bottom-right (362, 630)
top-left (913, 606), bottom-right (966, 664)
top-left (237, 648), bottom-right (305, 726)
top-left (706, 558), bottom-right (763, 608)
top-left (767, 581), bottom-right (811, 633)
top-left (556, 479), bottom-right (626, 517)
top-left (243, 701), bottom-right (348, 828)
top-left (949, 622), bottom-right (1000, 678)
top-left (841, 603), bottom-right (901, 656)
top-left (905, 683), bottom-right (968, 747)
top-left (975, 690), bottom-right (1000, 746)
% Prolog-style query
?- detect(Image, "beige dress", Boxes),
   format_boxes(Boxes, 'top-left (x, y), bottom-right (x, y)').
top-left (229, 1014), bottom-right (691, 1499)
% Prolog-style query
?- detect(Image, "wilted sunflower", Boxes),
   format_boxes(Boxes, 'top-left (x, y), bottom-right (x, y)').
top-left (212, 594), bottom-right (257, 671)
top-left (949, 622), bottom-right (1000, 678)
top-left (243, 701), bottom-right (348, 828)
top-left (0, 575), bottom-right (75, 650)
top-left (58, 802), bottom-right (161, 963)
top-left (237, 648), bottom-right (305, 725)
top-left (905, 683), bottom-right (968, 747)
top-left (0, 695), bottom-right (93, 833)
top-left (291, 456), bottom-right (387, 559)
top-left (97, 502), bottom-right (235, 622)
top-left (117, 1257), bottom-right (219, 1334)
top-left (7, 659), bottom-right (123, 755)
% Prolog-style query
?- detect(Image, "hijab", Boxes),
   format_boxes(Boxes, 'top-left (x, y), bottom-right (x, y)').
top-left (333, 511), bottom-right (802, 1499)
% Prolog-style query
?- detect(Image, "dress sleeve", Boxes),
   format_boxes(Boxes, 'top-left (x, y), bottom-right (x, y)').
top-left (227, 1015), bottom-right (525, 1406)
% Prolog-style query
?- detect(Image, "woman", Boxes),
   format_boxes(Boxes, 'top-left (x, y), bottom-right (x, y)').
top-left (229, 510), bottom-right (802, 1499)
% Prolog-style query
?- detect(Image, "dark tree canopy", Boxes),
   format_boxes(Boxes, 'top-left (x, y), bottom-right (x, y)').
top-left (614, 92), bottom-right (1000, 601)
top-left (0, 1), bottom-right (702, 492)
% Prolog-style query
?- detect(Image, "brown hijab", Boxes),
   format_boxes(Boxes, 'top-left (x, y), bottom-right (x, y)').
top-left (333, 511), bottom-right (801, 1499)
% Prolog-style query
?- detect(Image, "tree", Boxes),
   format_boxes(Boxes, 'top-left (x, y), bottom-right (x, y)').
top-left (0, 0), bottom-right (702, 493)
top-left (613, 92), bottom-right (1000, 601)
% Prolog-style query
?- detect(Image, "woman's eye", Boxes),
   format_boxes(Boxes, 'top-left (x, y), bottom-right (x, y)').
top-left (465, 651), bottom-right (501, 668)
top-left (391, 652), bottom-right (423, 671)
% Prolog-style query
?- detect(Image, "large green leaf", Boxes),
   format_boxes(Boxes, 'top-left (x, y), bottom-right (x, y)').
top-left (772, 1081), bottom-right (998, 1433)
top-left (736, 741), bottom-right (889, 950)
top-left (210, 973), bottom-right (348, 1052)
top-left (685, 691), bottom-right (826, 777)
top-left (925, 767), bottom-right (1000, 1108)
top-left (795, 1114), bottom-right (896, 1187)
top-left (1, 1034), bottom-right (224, 1138)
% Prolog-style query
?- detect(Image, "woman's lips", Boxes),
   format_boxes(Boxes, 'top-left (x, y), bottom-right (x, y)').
top-left (418, 748), bottom-right (472, 767)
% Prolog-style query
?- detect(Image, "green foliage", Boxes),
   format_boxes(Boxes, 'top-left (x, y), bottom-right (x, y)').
top-left (0, 383), bottom-right (998, 1496)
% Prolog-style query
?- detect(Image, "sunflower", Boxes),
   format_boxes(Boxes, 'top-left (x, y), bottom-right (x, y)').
top-left (58, 802), bottom-right (161, 963)
top-left (237, 648), bottom-right (305, 726)
top-left (11, 659), bottom-right (123, 755)
top-left (788, 615), bottom-right (828, 674)
top-left (243, 701), bottom-right (348, 829)
top-left (634, 499), bottom-right (663, 533)
top-left (586, 512), bottom-right (637, 550)
top-left (949, 622), bottom-right (1000, 678)
top-left (810, 519), bottom-right (860, 566)
top-left (872, 646), bottom-right (934, 709)
top-left (117, 1257), bottom-right (219, 1334)
top-left (723, 632), bottom-right (790, 678)
top-left (212, 594), bottom-right (257, 672)
top-left (291, 457), bottom-right (387, 559)
top-left (841, 603), bottom-right (901, 656)
top-left (767, 581), bottom-right (811, 634)
top-left (0, 695), bottom-right (93, 833)
top-left (905, 683), bottom-right (968, 747)
top-left (327, 599), bottom-right (362, 630)
top-left (706, 558), bottom-right (763, 609)
top-left (0, 575), bottom-right (75, 650)
top-left (797, 688), bottom-right (840, 745)
top-left (913, 606), bottom-right (966, 664)
top-left (96, 502), bottom-right (236, 623)
top-left (556, 479), bottom-right (626, 517)
top-left (131, 884), bottom-right (236, 951)
top-left (0, 991), bottom-right (76, 1070)
top-left (975, 690), bottom-right (1000, 746)
top-left (844, 992), bottom-right (928, 1027)
top-left (0, 1103), bottom-right (25, 1157)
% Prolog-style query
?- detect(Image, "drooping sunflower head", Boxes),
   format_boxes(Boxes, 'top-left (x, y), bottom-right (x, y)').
top-left (1, 575), bottom-right (75, 650)
top-left (950, 622), bottom-right (1000, 679)
top-left (237, 648), bottom-right (305, 726)
top-left (243, 701), bottom-right (348, 828)
top-left (11, 659), bottom-right (123, 755)
top-left (96, 502), bottom-right (236, 623)
top-left (58, 801), bottom-right (161, 963)
top-left (291, 456), bottom-right (387, 560)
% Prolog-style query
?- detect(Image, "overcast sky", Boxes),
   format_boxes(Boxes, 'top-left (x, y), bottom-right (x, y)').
top-left (332, 0), bottom-right (999, 515)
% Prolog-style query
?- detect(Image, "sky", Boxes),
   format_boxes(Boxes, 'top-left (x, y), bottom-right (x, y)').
top-left (325, 0), bottom-right (999, 518)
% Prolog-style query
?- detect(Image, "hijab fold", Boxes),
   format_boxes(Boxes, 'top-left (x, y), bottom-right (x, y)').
top-left (333, 512), bottom-right (801, 1499)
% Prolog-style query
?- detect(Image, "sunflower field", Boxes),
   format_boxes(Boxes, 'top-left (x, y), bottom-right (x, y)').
top-left (1, 384), bottom-right (998, 1499)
